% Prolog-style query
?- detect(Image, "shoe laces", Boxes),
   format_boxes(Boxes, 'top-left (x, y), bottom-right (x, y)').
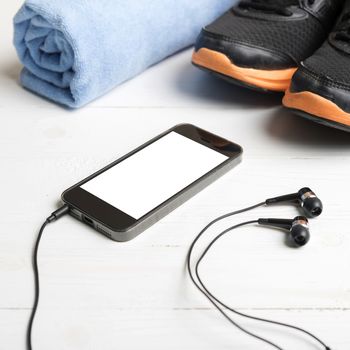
top-left (334, 11), bottom-right (350, 44)
top-left (238, 0), bottom-right (315, 16)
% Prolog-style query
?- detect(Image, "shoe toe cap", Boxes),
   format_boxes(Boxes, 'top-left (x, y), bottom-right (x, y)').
top-left (290, 65), bottom-right (350, 114)
top-left (195, 29), bottom-right (296, 70)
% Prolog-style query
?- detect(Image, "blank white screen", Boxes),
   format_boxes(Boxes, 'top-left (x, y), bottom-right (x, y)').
top-left (81, 132), bottom-right (228, 219)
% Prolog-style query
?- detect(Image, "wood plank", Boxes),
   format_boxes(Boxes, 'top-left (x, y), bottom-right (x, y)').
top-left (2, 309), bottom-right (349, 350)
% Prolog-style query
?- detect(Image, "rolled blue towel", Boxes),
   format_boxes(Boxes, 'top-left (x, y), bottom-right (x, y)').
top-left (13, 0), bottom-right (235, 108)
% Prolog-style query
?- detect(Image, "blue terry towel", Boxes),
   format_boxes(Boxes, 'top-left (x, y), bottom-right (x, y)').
top-left (13, 0), bottom-right (235, 108)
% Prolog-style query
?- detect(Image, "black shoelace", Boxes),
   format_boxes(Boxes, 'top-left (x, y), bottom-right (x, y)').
top-left (238, 0), bottom-right (315, 16)
top-left (334, 11), bottom-right (350, 44)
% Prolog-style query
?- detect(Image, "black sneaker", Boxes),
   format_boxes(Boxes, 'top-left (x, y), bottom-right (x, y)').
top-left (192, 0), bottom-right (343, 92)
top-left (283, 1), bottom-right (350, 132)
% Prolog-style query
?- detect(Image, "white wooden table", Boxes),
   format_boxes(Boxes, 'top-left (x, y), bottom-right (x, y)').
top-left (1, 2), bottom-right (350, 349)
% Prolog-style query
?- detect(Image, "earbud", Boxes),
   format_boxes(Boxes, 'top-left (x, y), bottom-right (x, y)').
top-left (298, 187), bottom-right (323, 218)
top-left (258, 216), bottom-right (310, 247)
top-left (265, 187), bottom-right (323, 218)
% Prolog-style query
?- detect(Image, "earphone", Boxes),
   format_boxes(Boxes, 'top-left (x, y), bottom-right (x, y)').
top-left (258, 216), bottom-right (310, 247)
top-left (265, 187), bottom-right (323, 218)
top-left (187, 187), bottom-right (332, 350)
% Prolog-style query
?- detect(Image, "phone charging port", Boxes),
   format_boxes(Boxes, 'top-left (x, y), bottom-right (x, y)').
top-left (83, 216), bottom-right (94, 226)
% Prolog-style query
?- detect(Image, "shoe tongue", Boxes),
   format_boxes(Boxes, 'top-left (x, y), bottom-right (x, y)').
top-left (330, 1), bottom-right (350, 53)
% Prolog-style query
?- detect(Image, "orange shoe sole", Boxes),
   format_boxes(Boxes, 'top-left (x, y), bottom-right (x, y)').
top-left (283, 89), bottom-right (350, 129)
top-left (192, 48), bottom-right (297, 92)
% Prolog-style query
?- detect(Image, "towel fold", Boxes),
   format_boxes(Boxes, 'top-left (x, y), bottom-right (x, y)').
top-left (13, 0), bottom-right (235, 108)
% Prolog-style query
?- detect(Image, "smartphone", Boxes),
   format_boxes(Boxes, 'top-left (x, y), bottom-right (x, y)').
top-left (62, 124), bottom-right (243, 242)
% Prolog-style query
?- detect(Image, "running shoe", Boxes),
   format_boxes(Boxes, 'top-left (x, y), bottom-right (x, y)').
top-left (283, 0), bottom-right (350, 132)
top-left (192, 0), bottom-right (343, 92)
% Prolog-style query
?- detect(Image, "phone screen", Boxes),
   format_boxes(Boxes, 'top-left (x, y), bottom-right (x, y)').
top-left (81, 131), bottom-right (228, 219)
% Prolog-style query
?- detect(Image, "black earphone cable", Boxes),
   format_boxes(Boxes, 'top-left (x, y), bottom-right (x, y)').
top-left (194, 223), bottom-right (331, 350)
top-left (27, 220), bottom-right (49, 350)
top-left (186, 202), bottom-right (289, 349)
top-left (27, 205), bottom-right (69, 350)
top-left (189, 220), bottom-right (285, 350)
top-left (187, 201), bottom-right (266, 278)
top-left (186, 201), bottom-right (265, 287)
